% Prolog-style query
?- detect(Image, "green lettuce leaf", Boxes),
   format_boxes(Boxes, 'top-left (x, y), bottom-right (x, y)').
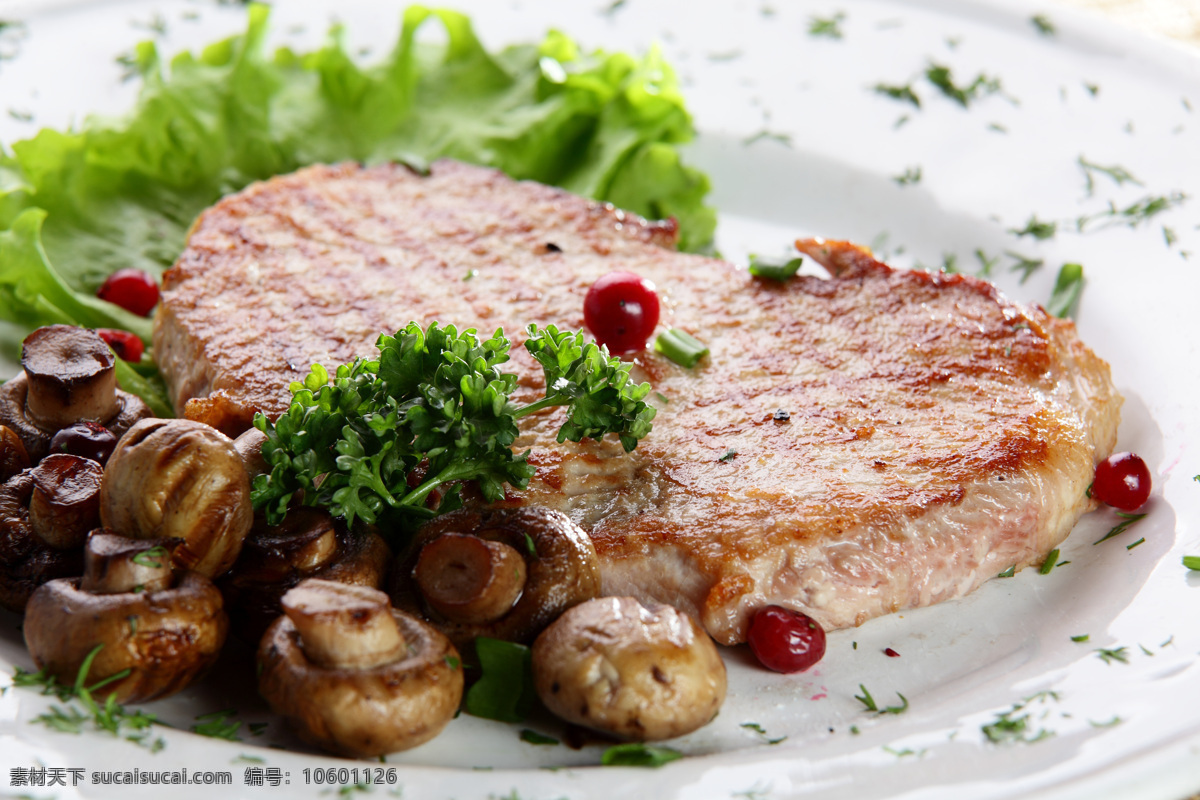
top-left (0, 4), bottom-right (715, 409)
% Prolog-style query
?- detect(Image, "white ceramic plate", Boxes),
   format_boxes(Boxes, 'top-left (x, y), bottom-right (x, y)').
top-left (1, 1), bottom-right (1199, 798)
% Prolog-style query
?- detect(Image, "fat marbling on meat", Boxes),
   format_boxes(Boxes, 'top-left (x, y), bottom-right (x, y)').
top-left (154, 160), bottom-right (1121, 645)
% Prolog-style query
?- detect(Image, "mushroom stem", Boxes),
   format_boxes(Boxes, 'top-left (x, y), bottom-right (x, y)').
top-left (29, 454), bottom-right (103, 550)
top-left (81, 532), bottom-right (177, 595)
top-left (21, 325), bottom-right (119, 430)
top-left (282, 580), bottom-right (406, 670)
top-left (414, 533), bottom-right (527, 624)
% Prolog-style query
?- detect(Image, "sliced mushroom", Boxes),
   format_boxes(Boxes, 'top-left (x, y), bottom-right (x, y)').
top-left (0, 425), bottom-right (30, 482)
top-left (0, 325), bottom-right (152, 461)
top-left (219, 507), bottom-right (392, 643)
top-left (257, 578), bottom-right (463, 757)
top-left (391, 506), bottom-right (601, 653)
top-left (532, 596), bottom-right (727, 742)
top-left (28, 454), bottom-right (103, 550)
top-left (0, 471), bottom-right (86, 613)
top-left (23, 534), bottom-right (227, 703)
top-left (100, 418), bottom-right (253, 578)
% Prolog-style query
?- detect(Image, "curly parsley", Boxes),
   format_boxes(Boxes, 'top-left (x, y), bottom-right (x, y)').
top-left (252, 322), bottom-right (655, 529)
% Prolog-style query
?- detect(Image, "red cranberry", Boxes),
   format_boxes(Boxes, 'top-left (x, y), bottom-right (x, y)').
top-left (747, 605), bottom-right (826, 673)
top-left (1092, 452), bottom-right (1151, 511)
top-left (97, 268), bottom-right (159, 317)
top-left (48, 422), bottom-right (118, 465)
top-left (583, 271), bottom-right (660, 354)
top-left (97, 329), bottom-right (144, 362)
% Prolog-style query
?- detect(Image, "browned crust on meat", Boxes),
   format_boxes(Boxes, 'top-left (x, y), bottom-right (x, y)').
top-left (155, 160), bottom-right (1120, 644)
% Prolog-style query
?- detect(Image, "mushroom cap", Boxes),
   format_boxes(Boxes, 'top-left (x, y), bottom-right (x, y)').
top-left (100, 418), bottom-right (252, 577)
top-left (532, 596), bottom-right (727, 742)
top-left (391, 506), bottom-right (601, 650)
top-left (23, 571), bottom-right (228, 703)
top-left (257, 609), bottom-right (463, 758)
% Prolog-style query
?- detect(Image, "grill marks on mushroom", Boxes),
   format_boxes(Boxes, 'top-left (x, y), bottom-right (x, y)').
top-left (100, 418), bottom-right (252, 578)
top-left (532, 596), bottom-right (727, 741)
top-left (391, 506), bottom-right (601, 652)
top-left (257, 579), bottom-right (463, 757)
top-left (23, 533), bottom-right (228, 703)
top-left (0, 325), bottom-right (151, 461)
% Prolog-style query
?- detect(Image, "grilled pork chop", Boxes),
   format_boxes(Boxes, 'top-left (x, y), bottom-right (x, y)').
top-left (155, 160), bottom-right (1120, 645)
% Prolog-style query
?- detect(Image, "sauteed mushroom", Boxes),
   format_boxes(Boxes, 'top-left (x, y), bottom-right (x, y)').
top-left (0, 425), bottom-right (30, 482)
top-left (24, 532), bottom-right (228, 703)
top-left (532, 596), bottom-right (727, 741)
top-left (100, 418), bottom-right (252, 578)
top-left (390, 506), bottom-right (601, 653)
top-left (257, 579), bottom-right (462, 757)
top-left (0, 325), bottom-right (151, 461)
top-left (29, 454), bottom-right (103, 550)
top-left (233, 426), bottom-right (269, 478)
top-left (0, 455), bottom-right (102, 613)
top-left (220, 507), bottom-right (391, 642)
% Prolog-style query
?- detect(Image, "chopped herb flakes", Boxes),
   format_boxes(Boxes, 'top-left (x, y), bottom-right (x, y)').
top-left (1007, 251), bottom-right (1044, 283)
top-left (1078, 156), bottom-right (1142, 197)
top-left (1095, 646), bottom-right (1130, 665)
top-left (601, 743), bottom-right (683, 767)
top-left (1183, 555), bottom-right (1200, 570)
top-left (925, 63), bottom-right (1003, 108)
top-left (1077, 192), bottom-right (1189, 232)
top-left (1031, 15), bottom-right (1055, 35)
top-left (742, 130), bottom-right (793, 147)
top-left (1125, 537), bottom-right (1145, 551)
top-left (874, 83), bottom-right (921, 108)
top-left (808, 13), bottom-right (846, 39)
top-left (1039, 549), bottom-right (1060, 574)
top-left (981, 692), bottom-right (1059, 744)
top-left (1094, 512), bottom-right (1147, 545)
top-left (740, 722), bottom-right (787, 745)
top-left (192, 709), bottom-right (242, 741)
top-left (997, 565), bottom-right (1016, 578)
top-left (14, 645), bottom-right (161, 749)
top-left (1071, 634), bottom-right (1090, 643)
top-left (1009, 215), bottom-right (1058, 240)
top-left (892, 166), bottom-right (922, 186)
top-left (855, 684), bottom-right (908, 714)
top-left (718, 449), bottom-right (738, 463)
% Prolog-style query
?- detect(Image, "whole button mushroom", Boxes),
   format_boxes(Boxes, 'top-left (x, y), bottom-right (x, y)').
top-left (23, 531), bottom-right (228, 703)
top-left (0, 325), bottom-right (152, 461)
top-left (219, 507), bottom-right (392, 643)
top-left (257, 578), bottom-right (463, 758)
top-left (532, 596), bottom-right (727, 742)
top-left (390, 506), bottom-right (601, 654)
top-left (100, 418), bottom-right (253, 578)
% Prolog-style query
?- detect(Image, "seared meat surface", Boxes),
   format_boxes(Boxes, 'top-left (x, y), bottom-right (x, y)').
top-left (156, 160), bottom-right (1120, 644)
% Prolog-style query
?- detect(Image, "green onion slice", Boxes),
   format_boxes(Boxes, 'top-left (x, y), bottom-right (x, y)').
top-left (655, 329), bottom-right (709, 367)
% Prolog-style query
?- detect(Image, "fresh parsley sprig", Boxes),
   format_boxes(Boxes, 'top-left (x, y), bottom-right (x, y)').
top-left (251, 322), bottom-right (655, 529)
